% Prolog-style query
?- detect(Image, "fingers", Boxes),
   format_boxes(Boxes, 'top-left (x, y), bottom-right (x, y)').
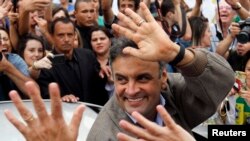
top-left (112, 17), bottom-right (135, 40)
top-left (117, 132), bottom-right (138, 141)
top-left (103, 66), bottom-right (112, 78)
top-left (127, 2), bottom-right (154, 23)
top-left (99, 70), bottom-right (105, 78)
top-left (123, 8), bottom-right (144, 29)
top-left (156, 105), bottom-right (176, 129)
top-left (119, 119), bottom-right (152, 140)
top-left (2, 0), bottom-right (9, 7)
top-left (122, 46), bottom-right (142, 57)
top-left (8, 90), bottom-right (35, 125)
top-left (49, 83), bottom-right (63, 120)
top-left (70, 104), bottom-right (85, 135)
top-left (34, 57), bottom-right (52, 69)
top-left (4, 109), bottom-right (28, 136)
top-left (62, 94), bottom-right (79, 103)
top-left (46, 52), bottom-right (54, 58)
top-left (130, 111), bottom-right (160, 136)
top-left (25, 81), bottom-right (49, 124)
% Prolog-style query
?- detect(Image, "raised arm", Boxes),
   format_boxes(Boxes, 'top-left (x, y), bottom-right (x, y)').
top-left (101, 0), bottom-right (115, 25)
top-left (216, 22), bottom-right (240, 59)
top-left (226, 0), bottom-right (250, 20)
top-left (112, 2), bottom-right (194, 66)
top-left (18, 0), bottom-right (50, 36)
top-left (187, 0), bottom-right (202, 18)
top-left (8, 10), bottom-right (19, 51)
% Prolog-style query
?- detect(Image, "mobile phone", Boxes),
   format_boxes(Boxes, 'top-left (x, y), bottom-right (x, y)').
top-left (49, 54), bottom-right (65, 65)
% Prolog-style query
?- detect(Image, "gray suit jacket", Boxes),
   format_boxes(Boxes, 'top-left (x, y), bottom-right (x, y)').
top-left (87, 49), bottom-right (235, 141)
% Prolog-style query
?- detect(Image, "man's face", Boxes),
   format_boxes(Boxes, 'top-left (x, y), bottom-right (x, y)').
top-left (74, 2), bottom-right (96, 27)
top-left (119, 0), bottom-right (136, 14)
top-left (217, 0), bottom-right (235, 24)
top-left (236, 42), bottom-right (250, 56)
top-left (52, 22), bottom-right (75, 54)
top-left (112, 55), bottom-right (167, 119)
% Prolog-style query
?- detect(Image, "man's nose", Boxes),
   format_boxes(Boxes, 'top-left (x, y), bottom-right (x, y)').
top-left (125, 81), bottom-right (140, 95)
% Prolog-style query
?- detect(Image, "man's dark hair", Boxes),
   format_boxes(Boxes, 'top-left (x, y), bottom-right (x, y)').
top-left (189, 16), bottom-right (209, 46)
top-left (50, 17), bottom-right (75, 34)
top-left (109, 37), bottom-right (165, 76)
top-left (161, 0), bottom-right (175, 17)
top-left (90, 26), bottom-right (113, 39)
top-left (75, 0), bottom-right (92, 11)
top-left (118, 0), bottom-right (140, 11)
top-left (52, 6), bottom-right (70, 19)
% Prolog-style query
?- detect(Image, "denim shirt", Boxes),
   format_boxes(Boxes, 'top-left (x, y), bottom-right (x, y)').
top-left (0, 53), bottom-right (29, 100)
top-left (7, 53), bottom-right (29, 76)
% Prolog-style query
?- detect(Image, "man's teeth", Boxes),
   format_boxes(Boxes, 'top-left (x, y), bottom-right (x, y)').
top-left (127, 98), bottom-right (143, 102)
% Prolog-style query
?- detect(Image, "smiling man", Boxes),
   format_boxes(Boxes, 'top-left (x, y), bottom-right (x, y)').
top-left (87, 36), bottom-right (234, 140)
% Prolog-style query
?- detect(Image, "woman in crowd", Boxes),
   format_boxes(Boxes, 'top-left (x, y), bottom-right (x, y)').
top-left (188, 16), bottom-right (212, 50)
top-left (52, 6), bottom-right (70, 21)
top-left (90, 26), bottom-right (113, 97)
top-left (18, 34), bottom-right (52, 79)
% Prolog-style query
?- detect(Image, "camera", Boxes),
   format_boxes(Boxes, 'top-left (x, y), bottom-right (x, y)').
top-left (236, 17), bottom-right (250, 44)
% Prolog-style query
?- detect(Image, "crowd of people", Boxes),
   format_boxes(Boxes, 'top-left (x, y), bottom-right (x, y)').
top-left (0, 0), bottom-right (250, 140)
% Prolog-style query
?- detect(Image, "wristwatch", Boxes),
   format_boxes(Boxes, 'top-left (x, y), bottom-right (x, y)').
top-left (232, 2), bottom-right (242, 11)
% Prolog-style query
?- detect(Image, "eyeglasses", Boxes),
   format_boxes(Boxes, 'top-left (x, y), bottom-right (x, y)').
top-left (219, 6), bottom-right (232, 10)
top-left (0, 37), bottom-right (9, 42)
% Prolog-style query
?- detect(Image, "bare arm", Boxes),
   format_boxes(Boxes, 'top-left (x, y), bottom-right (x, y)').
top-left (216, 22), bottom-right (240, 59)
top-left (226, 0), bottom-right (250, 20)
top-left (137, 0), bottom-right (151, 18)
top-left (101, 0), bottom-right (115, 24)
top-left (43, 0), bottom-right (52, 23)
top-left (181, 14), bottom-right (192, 41)
top-left (8, 11), bottom-right (19, 51)
top-left (174, 0), bottom-right (191, 41)
top-left (18, 0), bottom-right (51, 35)
top-left (17, 5), bottom-right (29, 36)
top-left (239, 0), bottom-right (250, 11)
top-left (187, 0), bottom-right (202, 18)
top-left (0, 55), bottom-right (33, 96)
top-left (34, 16), bottom-right (54, 45)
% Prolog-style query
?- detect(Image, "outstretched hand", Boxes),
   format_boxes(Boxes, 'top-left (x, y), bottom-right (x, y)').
top-left (117, 105), bottom-right (195, 141)
top-left (111, 2), bottom-right (180, 63)
top-left (4, 81), bottom-right (85, 141)
top-left (0, 0), bottom-right (12, 20)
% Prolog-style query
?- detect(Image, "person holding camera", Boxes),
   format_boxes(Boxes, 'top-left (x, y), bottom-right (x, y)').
top-left (216, 21), bottom-right (250, 71)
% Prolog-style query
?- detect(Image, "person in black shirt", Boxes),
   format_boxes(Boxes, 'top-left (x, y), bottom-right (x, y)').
top-left (37, 17), bottom-right (109, 106)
